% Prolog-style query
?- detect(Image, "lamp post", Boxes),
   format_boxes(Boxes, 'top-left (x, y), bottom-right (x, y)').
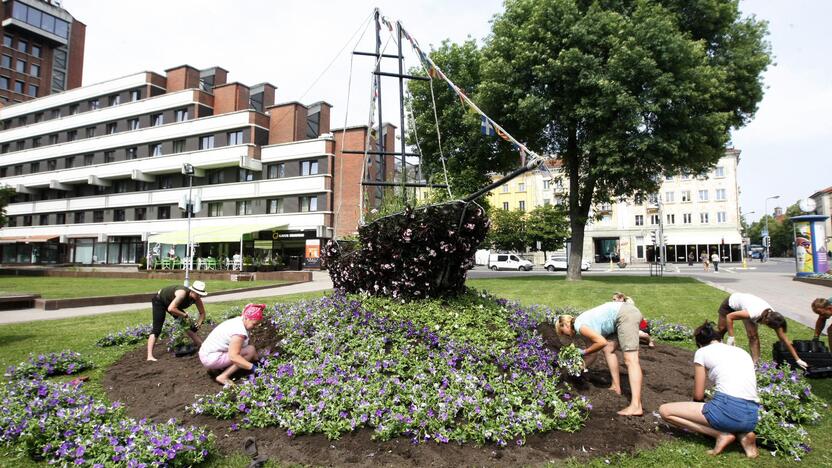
top-left (740, 210), bottom-right (755, 268)
top-left (183, 163), bottom-right (195, 287)
top-left (764, 195), bottom-right (780, 262)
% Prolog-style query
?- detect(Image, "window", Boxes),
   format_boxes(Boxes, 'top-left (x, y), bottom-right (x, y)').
top-left (69, 103), bottom-right (79, 115)
top-left (518, 182), bottom-right (526, 192)
top-left (267, 198), bottom-right (284, 214)
top-left (2, 35), bottom-right (11, 47)
top-left (89, 99), bottom-right (99, 110)
top-left (299, 196), bottom-right (318, 212)
top-left (74, 212), bottom-right (85, 223)
top-left (600, 214), bottom-right (612, 223)
top-left (158, 175), bottom-right (173, 189)
top-left (13, 165), bottom-right (22, 175)
top-left (501, 185), bottom-right (509, 193)
top-left (543, 180), bottom-right (551, 190)
top-left (22, 215), bottom-right (32, 226)
top-left (84, 154), bottom-right (94, 166)
top-left (502, 202), bottom-right (509, 210)
top-left (6, 217), bottom-right (15, 227)
top-left (227, 130), bottom-right (243, 145)
top-left (172, 140), bottom-right (185, 153)
top-left (150, 143), bottom-right (162, 157)
top-left (30, 63), bottom-right (39, 77)
top-left (66, 130), bottom-right (77, 141)
top-left (714, 166), bottom-right (725, 178)
top-left (48, 134), bottom-right (58, 145)
top-left (698, 190), bottom-right (709, 201)
top-left (34, 112), bottom-right (42, 123)
top-left (665, 175), bottom-right (674, 181)
top-left (0, 143), bottom-right (7, 153)
top-left (38, 214), bottom-right (48, 225)
top-left (175, 109), bottom-right (189, 122)
top-left (0, 76), bottom-right (9, 90)
top-left (665, 191), bottom-right (675, 203)
top-left (1, 167), bottom-right (7, 177)
top-left (635, 215), bottom-right (644, 226)
top-left (85, 127), bottom-right (96, 138)
top-left (30, 162), bottom-right (39, 173)
top-left (208, 202), bottom-right (223, 217)
top-left (683, 213), bottom-right (692, 224)
top-left (199, 135), bottom-right (214, 150)
top-left (681, 173), bottom-right (690, 180)
top-left (239, 169), bottom-right (254, 182)
top-left (104, 151), bottom-right (114, 163)
top-left (27, 84), bottom-right (37, 97)
top-left (14, 80), bottom-right (24, 93)
top-left (236, 200), bottom-right (252, 215)
top-left (0, 55), bottom-right (10, 68)
top-left (128, 118), bottom-right (140, 130)
top-left (208, 170), bottom-right (224, 185)
top-left (15, 141), bottom-right (23, 151)
top-left (151, 113), bottom-right (164, 126)
top-left (31, 45), bottom-right (41, 58)
top-left (267, 163), bottom-right (285, 179)
top-left (715, 189), bottom-right (726, 201)
top-left (666, 214), bottom-right (675, 225)
top-left (135, 207), bottom-right (146, 221)
top-left (15, 59), bottom-right (25, 73)
top-left (106, 122), bottom-right (117, 134)
top-left (113, 209), bottom-right (126, 222)
top-left (650, 214), bottom-right (660, 225)
top-left (518, 200), bottom-right (525, 211)
top-left (681, 190), bottom-right (691, 202)
top-left (126, 147), bottom-right (137, 159)
top-left (158, 206), bottom-right (170, 219)
top-left (113, 180), bottom-right (129, 193)
top-left (130, 90), bottom-right (140, 101)
top-left (93, 210), bottom-right (104, 223)
top-left (65, 156), bottom-right (74, 168)
top-left (109, 94), bottom-right (121, 106)
top-left (56, 213), bottom-right (65, 224)
top-left (700, 213), bottom-right (709, 224)
top-left (16, 38), bottom-right (26, 53)
top-left (717, 211), bottom-right (727, 224)
top-left (47, 159), bottom-right (56, 171)
top-left (300, 160), bottom-right (319, 176)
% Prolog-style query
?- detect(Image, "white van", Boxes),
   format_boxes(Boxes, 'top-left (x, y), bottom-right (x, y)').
top-left (488, 253), bottom-right (534, 271)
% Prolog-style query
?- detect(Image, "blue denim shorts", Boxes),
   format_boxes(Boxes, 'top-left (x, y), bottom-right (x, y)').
top-left (702, 392), bottom-right (759, 433)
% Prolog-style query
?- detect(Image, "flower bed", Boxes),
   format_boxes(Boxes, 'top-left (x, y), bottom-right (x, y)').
top-left (649, 320), bottom-right (692, 342)
top-left (189, 291), bottom-right (590, 446)
top-left (4, 351), bottom-right (92, 379)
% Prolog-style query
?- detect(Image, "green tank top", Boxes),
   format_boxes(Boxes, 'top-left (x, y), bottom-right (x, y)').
top-left (158, 285), bottom-right (195, 310)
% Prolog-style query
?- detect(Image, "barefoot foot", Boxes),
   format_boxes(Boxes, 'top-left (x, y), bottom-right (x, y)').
top-left (147, 356), bottom-right (158, 362)
top-left (740, 432), bottom-right (758, 458)
top-left (707, 433), bottom-right (736, 455)
top-left (216, 376), bottom-right (235, 387)
top-left (617, 406), bottom-right (643, 416)
top-left (608, 385), bottom-right (622, 395)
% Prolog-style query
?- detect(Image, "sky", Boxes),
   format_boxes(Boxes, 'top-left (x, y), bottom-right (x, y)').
top-left (64, 0), bottom-right (830, 223)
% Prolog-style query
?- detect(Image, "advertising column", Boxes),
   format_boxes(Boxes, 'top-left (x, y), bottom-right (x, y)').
top-left (791, 215), bottom-right (830, 276)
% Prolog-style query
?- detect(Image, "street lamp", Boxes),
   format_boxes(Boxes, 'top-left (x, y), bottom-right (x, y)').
top-left (182, 163), bottom-right (195, 287)
top-left (740, 210), bottom-right (755, 268)
top-left (764, 195), bottom-right (780, 261)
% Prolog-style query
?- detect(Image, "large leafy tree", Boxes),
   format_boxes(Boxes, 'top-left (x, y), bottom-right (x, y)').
top-left (526, 204), bottom-right (570, 258)
top-left (746, 201), bottom-right (802, 257)
top-left (488, 208), bottom-right (528, 252)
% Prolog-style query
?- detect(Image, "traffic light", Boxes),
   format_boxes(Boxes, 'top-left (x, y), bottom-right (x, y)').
top-left (650, 231), bottom-right (657, 245)
top-left (763, 236), bottom-right (770, 248)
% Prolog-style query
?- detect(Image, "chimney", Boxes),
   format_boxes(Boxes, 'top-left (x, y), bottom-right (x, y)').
top-left (165, 65), bottom-right (200, 92)
top-left (267, 102), bottom-right (308, 144)
top-left (212, 83), bottom-right (251, 115)
top-left (250, 83), bottom-right (277, 113)
top-left (306, 101), bottom-right (332, 137)
top-left (199, 67), bottom-right (229, 92)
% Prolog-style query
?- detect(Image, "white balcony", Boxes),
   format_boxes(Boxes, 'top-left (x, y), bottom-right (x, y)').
top-left (261, 137), bottom-right (332, 163)
top-left (1, 111), bottom-right (260, 166)
top-left (0, 73), bottom-right (151, 120)
top-left (2, 145), bottom-right (257, 189)
top-left (5, 174), bottom-right (330, 216)
top-left (0, 90), bottom-right (200, 144)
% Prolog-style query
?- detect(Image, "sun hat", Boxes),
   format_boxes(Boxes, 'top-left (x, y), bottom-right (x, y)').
top-left (188, 280), bottom-right (208, 297)
top-left (242, 303), bottom-right (266, 321)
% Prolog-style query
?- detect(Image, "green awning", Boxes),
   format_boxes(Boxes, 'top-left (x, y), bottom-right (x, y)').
top-left (148, 223), bottom-right (289, 244)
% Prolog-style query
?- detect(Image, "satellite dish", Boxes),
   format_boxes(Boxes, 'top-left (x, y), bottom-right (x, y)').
top-left (799, 198), bottom-right (817, 212)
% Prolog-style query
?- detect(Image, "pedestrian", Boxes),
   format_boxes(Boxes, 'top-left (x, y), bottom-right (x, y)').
top-left (556, 300), bottom-right (644, 416)
top-left (717, 292), bottom-right (807, 368)
top-left (612, 293), bottom-right (654, 348)
top-left (811, 297), bottom-right (832, 350)
top-left (168, 246), bottom-right (176, 258)
top-left (659, 321), bottom-right (759, 458)
top-left (711, 251), bottom-right (720, 272)
top-left (146, 281), bottom-right (207, 361)
top-left (199, 303), bottom-right (266, 386)
top-left (688, 251), bottom-right (695, 266)
top-left (700, 252), bottom-right (710, 272)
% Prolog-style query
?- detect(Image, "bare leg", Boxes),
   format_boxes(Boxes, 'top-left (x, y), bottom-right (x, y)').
top-left (602, 340), bottom-right (621, 394)
top-left (186, 330), bottom-right (203, 347)
top-left (216, 364), bottom-right (239, 386)
top-left (826, 324), bottom-right (832, 352)
top-left (743, 320), bottom-right (761, 363)
top-left (146, 334), bottom-right (158, 361)
top-left (717, 313), bottom-right (728, 340)
top-left (639, 331), bottom-right (655, 348)
top-left (618, 350), bottom-right (643, 416)
top-left (659, 401), bottom-right (735, 454)
top-left (739, 432), bottom-right (758, 458)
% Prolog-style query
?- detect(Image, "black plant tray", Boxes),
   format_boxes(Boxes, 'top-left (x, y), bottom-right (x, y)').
top-left (773, 341), bottom-right (832, 378)
top-left (173, 344), bottom-right (197, 357)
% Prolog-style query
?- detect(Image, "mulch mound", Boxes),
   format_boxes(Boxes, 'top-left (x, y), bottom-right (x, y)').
top-left (103, 323), bottom-right (696, 467)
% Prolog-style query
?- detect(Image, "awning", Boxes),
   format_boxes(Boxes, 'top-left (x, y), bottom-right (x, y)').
top-left (147, 223), bottom-right (289, 245)
top-left (0, 235), bottom-right (59, 244)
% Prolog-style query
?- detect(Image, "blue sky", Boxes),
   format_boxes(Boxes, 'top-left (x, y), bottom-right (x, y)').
top-left (68, 0), bottom-right (828, 222)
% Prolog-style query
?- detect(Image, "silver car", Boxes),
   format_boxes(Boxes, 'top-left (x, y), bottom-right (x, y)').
top-left (544, 256), bottom-right (590, 272)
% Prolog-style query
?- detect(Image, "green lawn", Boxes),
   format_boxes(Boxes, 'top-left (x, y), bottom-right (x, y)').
top-left (0, 276), bottom-right (289, 299)
top-left (0, 275), bottom-right (828, 467)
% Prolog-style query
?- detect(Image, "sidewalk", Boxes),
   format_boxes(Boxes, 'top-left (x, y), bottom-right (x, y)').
top-left (0, 272), bottom-right (334, 325)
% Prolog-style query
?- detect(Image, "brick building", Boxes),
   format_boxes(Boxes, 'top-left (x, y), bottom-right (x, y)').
top-left (0, 65), bottom-right (394, 266)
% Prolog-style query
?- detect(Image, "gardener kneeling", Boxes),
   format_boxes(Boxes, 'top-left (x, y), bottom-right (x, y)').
top-left (147, 281), bottom-right (207, 361)
top-left (659, 321), bottom-right (759, 458)
top-left (199, 303), bottom-right (265, 386)
top-left (556, 300), bottom-right (644, 416)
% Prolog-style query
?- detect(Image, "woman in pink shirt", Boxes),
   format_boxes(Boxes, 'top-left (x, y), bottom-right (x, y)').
top-left (199, 303), bottom-right (265, 386)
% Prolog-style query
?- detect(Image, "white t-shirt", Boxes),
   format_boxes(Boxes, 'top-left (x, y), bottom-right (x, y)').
top-left (694, 342), bottom-right (759, 402)
top-left (711, 253), bottom-right (719, 262)
top-left (728, 292), bottom-right (772, 321)
top-left (200, 317), bottom-right (249, 355)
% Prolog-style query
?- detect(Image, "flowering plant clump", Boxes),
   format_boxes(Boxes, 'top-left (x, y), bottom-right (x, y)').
top-left (649, 320), bottom-right (692, 341)
top-left (96, 323), bottom-right (161, 347)
top-left (754, 361), bottom-right (826, 460)
top-left (556, 344), bottom-right (585, 377)
top-left (167, 314), bottom-right (199, 352)
top-left (322, 201), bottom-right (489, 300)
top-left (0, 376), bottom-right (214, 466)
top-left (4, 351), bottom-right (92, 379)
top-left (189, 291), bottom-right (590, 446)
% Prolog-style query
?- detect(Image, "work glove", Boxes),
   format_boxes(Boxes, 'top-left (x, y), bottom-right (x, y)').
top-left (248, 363), bottom-right (257, 373)
top-left (579, 348), bottom-right (587, 356)
top-left (726, 336), bottom-right (735, 346)
top-left (796, 359), bottom-right (809, 370)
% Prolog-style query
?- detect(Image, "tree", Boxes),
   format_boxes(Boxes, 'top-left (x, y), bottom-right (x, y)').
top-left (0, 186), bottom-right (13, 227)
top-left (526, 204), bottom-right (570, 258)
top-left (488, 208), bottom-right (527, 252)
top-left (475, 0), bottom-right (770, 279)
top-left (746, 201), bottom-right (802, 257)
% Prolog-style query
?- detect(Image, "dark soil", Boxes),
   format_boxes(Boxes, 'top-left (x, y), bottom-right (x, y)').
top-left (104, 323), bottom-right (695, 467)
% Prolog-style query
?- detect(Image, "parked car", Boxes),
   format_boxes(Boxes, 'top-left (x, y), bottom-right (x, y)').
top-left (544, 255), bottom-right (591, 272)
top-left (488, 253), bottom-right (534, 271)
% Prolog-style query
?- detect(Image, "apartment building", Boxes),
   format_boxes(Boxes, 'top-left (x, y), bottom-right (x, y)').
top-left (0, 65), bottom-right (394, 266)
top-left (1, 0), bottom-right (85, 104)
top-left (810, 186), bottom-right (832, 253)
top-left (489, 149), bottom-right (744, 263)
